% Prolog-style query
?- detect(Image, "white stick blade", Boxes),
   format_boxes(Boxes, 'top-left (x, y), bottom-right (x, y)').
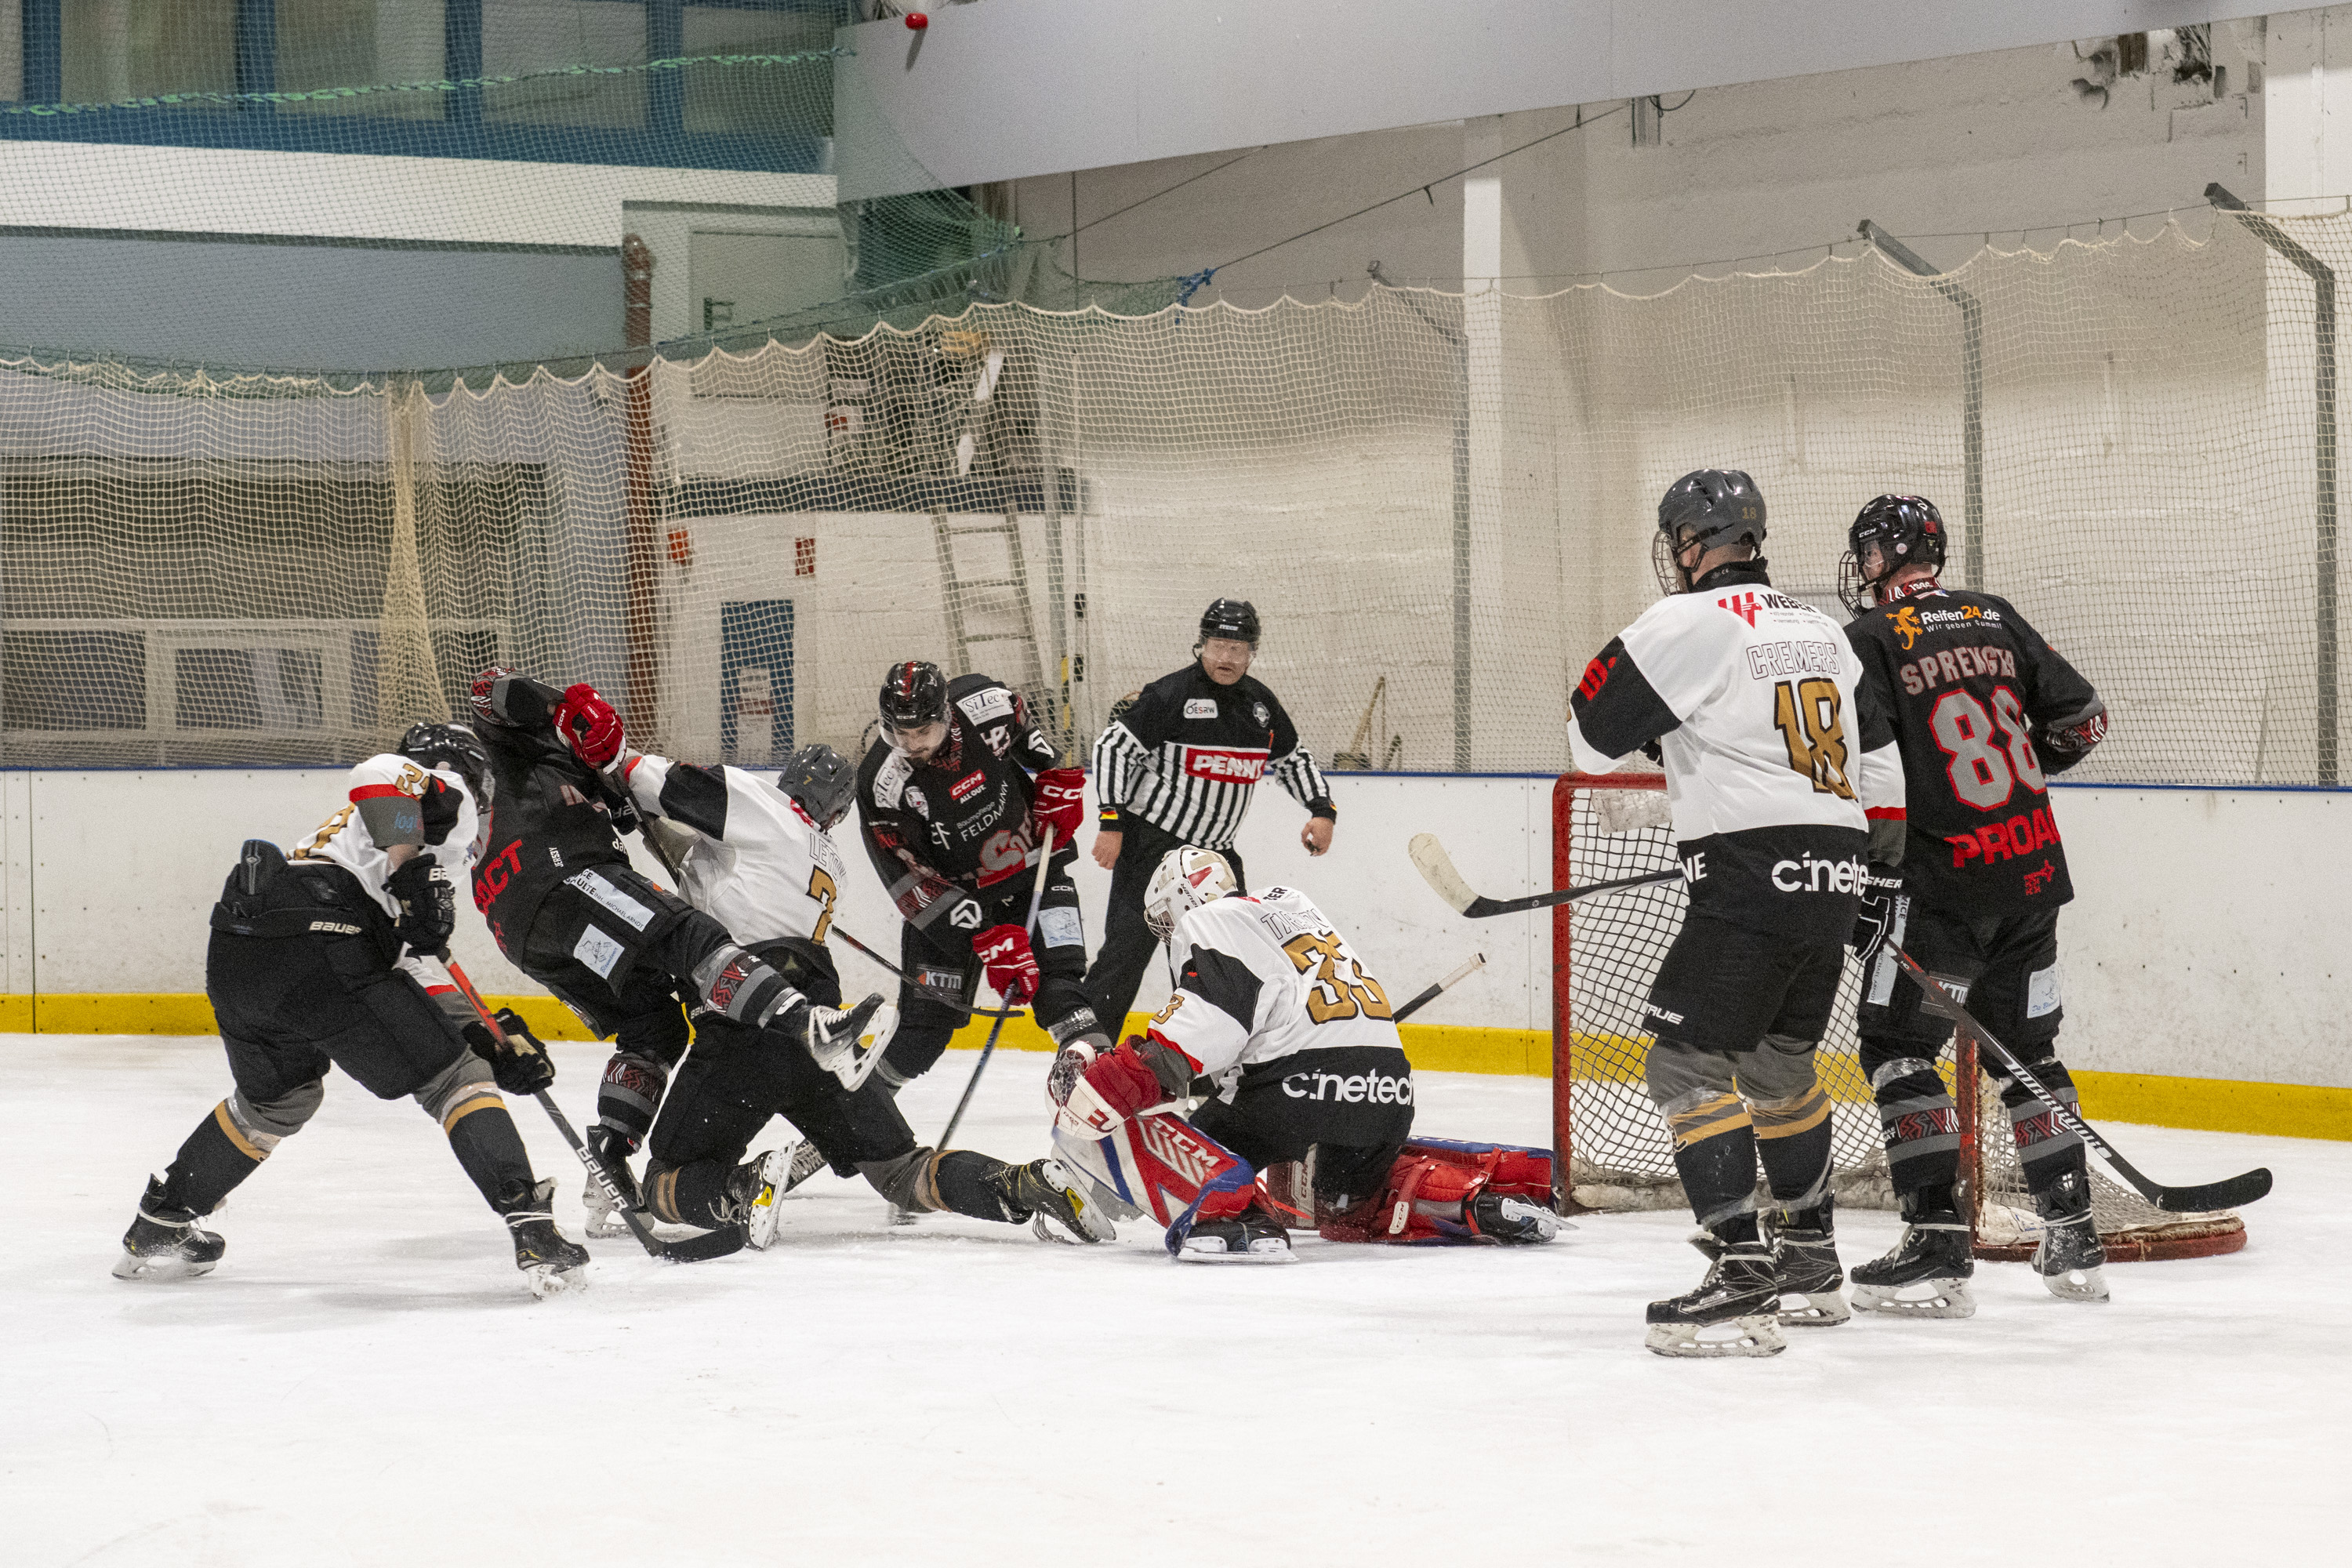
top-left (1407, 833), bottom-right (1479, 914)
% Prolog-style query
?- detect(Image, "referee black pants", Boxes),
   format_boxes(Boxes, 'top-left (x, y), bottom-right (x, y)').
top-left (1081, 819), bottom-right (1246, 1036)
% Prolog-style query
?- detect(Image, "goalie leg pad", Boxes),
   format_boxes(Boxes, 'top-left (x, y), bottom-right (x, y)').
top-left (1048, 1112), bottom-right (1253, 1249)
top-left (1321, 1139), bottom-right (1562, 1245)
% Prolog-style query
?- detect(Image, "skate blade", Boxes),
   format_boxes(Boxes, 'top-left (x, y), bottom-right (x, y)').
top-left (111, 1252), bottom-right (216, 1283)
top-left (1176, 1236), bottom-right (1294, 1264)
top-left (583, 1214), bottom-right (631, 1240)
top-left (1777, 1290), bottom-right (1851, 1327)
top-left (1849, 1277), bottom-right (1978, 1319)
top-left (745, 1188), bottom-right (782, 1251)
top-left (1643, 1315), bottom-right (1788, 1358)
top-left (781, 1141), bottom-right (829, 1195)
top-left (887, 1205), bottom-right (921, 1228)
top-left (2039, 1264), bottom-right (2110, 1304)
top-left (1035, 1161), bottom-right (1116, 1243)
top-left (524, 1262), bottom-right (588, 1299)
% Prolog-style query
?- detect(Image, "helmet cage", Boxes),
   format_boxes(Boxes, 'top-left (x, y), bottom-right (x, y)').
top-left (1840, 494), bottom-right (1947, 615)
top-left (1143, 846), bottom-right (1237, 944)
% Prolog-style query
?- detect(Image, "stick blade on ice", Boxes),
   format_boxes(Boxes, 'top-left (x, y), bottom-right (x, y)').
top-left (1408, 833), bottom-right (1481, 914)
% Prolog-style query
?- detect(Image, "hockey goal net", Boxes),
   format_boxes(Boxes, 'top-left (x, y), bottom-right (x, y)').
top-left (1550, 772), bottom-right (2245, 1262)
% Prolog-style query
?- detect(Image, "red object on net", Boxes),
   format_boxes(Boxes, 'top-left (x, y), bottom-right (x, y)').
top-left (905, 12), bottom-right (927, 29)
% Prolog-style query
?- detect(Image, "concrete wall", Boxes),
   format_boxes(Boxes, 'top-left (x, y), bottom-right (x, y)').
top-left (2, 768), bottom-right (2344, 1092)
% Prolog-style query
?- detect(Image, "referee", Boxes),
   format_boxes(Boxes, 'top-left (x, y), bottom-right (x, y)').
top-left (1083, 597), bottom-right (1338, 1031)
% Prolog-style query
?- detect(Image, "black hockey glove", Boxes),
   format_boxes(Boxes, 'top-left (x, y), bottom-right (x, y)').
top-left (1849, 871), bottom-right (1903, 965)
top-left (2034, 700), bottom-right (2108, 777)
top-left (419, 774), bottom-right (463, 845)
top-left (387, 853), bottom-right (457, 956)
top-left (464, 1008), bottom-right (557, 1094)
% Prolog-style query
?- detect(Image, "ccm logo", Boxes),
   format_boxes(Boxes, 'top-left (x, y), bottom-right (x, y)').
top-left (1182, 746), bottom-right (1267, 782)
top-left (949, 769), bottom-right (988, 803)
top-left (1283, 1070), bottom-right (1414, 1105)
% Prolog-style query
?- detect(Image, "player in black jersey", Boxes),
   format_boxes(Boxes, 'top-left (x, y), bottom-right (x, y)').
top-left (466, 668), bottom-right (881, 1230)
top-left (856, 661), bottom-right (1104, 1091)
top-left (1838, 495), bottom-right (2114, 1309)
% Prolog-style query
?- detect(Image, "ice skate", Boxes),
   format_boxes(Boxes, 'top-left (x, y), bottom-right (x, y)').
top-left (985, 1157), bottom-right (1114, 1243)
top-left (503, 1178), bottom-right (590, 1297)
top-left (1172, 1203), bottom-right (1293, 1263)
top-left (722, 1150), bottom-right (789, 1251)
top-left (1466, 1192), bottom-right (1566, 1245)
top-left (111, 1177), bottom-right (226, 1283)
top-left (775, 1137), bottom-right (829, 1196)
top-left (2033, 1174), bottom-right (2110, 1303)
top-left (1849, 1208), bottom-right (1977, 1319)
top-left (800, 993), bottom-right (886, 1078)
top-left (1763, 1200), bottom-right (1849, 1327)
top-left (581, 1124), bottom-right (641, 1240)
top-left (1644, 1237), bottom-right (1787, 1358)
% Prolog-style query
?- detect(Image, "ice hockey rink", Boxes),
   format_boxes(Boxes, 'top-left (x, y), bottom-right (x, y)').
top-left (9, 1034), bottom-right (2339, 1567)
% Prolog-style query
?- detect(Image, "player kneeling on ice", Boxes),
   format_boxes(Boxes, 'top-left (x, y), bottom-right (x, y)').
top-left (614, 744), bottom-right (1109, 1247)
top-left (1046, 848), bottom-right (1560, 1262)
top-left (111, 724), bottom-right (589, 1296)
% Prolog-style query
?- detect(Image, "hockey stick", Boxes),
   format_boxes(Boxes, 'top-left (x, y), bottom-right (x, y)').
top-left (1410, 833), bottom-right (1681, 918)
top-left (938, 844), bottom-right (1056, 1148)
top-left (829, 923), bottom-right (1021, 1019)
top-left (444, 961), bottom-right (743, 1262)
top-left (1391, 952), bottom-right (1486, 1023)
top-left (1890, 948), bottom-right (2272, 1214)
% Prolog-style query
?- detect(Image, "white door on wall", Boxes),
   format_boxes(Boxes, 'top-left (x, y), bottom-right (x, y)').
top-left (690, 230), bottom-right (849, 334)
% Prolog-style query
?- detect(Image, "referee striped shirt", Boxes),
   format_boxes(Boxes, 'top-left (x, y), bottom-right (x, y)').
top-left (1091, 662), bottom-right (1335, 850)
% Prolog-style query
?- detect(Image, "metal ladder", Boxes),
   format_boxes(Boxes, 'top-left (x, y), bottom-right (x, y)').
top-left (932, 511), bottom-right (1047, 704)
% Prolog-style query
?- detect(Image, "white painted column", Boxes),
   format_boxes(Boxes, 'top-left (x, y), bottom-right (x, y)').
top-left (1, 773), bottom-right (32, 1002)
top-left (1460, 117), bottom-right (1504, 770)
top-left (2265, 5), bottom-right (2352, 210)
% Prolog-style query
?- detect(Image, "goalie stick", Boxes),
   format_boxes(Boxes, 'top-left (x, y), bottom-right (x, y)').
top-left (1409, 833), bottom-right (1679, 917)
top-left (938, 843), bottom-right (1057, 1148)
top-left (1889, 948), bottom-right (2273, 1214)
top-left (443, 961), bottom-right (744, 1263)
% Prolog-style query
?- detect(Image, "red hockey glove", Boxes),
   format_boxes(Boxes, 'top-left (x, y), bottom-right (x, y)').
top-left (975, 923), bottom-right (1040, 1007)
top-left (1058, 1037), bottom-right (1179, 1135)
top-left (554, 683), bottom-right (624, 769)
top-left (1032, 766), bottom-right (1087, 849)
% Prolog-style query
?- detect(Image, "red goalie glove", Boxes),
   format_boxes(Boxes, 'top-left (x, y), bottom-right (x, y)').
top-left (554, 683), bottom-right (624, 769)
top-left (975, 923), bottom-right (1040, 1007)
top-left (1032, 766), bottom-right (1086, 849)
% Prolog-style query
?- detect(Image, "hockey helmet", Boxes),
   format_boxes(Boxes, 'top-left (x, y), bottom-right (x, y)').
top-left (1198, 597), bottom-right (1261, 648)
top-left (399, 720), bottom-right (492, 808)
top-left (877, 660), bottom-right (951, 748)
top-left (1840, 494), bottom-right (1947, 614)
top-left (1653, 470), bottom-right (1766, 592)
top-left (1144, 846), bottom-right (1238, 944)
top-left (779, 742), bottom-right (855, 829)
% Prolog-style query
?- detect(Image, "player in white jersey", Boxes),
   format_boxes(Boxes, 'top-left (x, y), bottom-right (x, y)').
top-left (612, 744), bottom-right (1109, 1247)
top-left (1047, 848), bottom-right (1559, 1261)
top-left (1567, 470), bottom-right (1905, 1356)
top-left (111, 724), bottom-right (585, 1295)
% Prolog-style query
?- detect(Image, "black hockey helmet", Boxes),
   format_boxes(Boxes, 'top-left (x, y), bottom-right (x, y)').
top-left (1199, 597), bottom-right (1261, 648)
top-left (778, 742), bottom-right (855, 829)
top-left (1840, 493), bottom-right (1947, 614)
top-left (877, 659), bottom-right (950, 746)
top-left (1653, 470), bottom-right (1766, 592)
top-left (399, 720), bottom-right (492, 807)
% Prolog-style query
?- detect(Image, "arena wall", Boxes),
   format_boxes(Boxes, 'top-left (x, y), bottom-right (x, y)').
top-left (2, 768), bottom-right (2344, 1139)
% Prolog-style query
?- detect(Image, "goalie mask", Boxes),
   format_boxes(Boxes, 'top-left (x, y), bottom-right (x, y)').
top-left (1144, 846), bottom-right (1238, 943)
top-left (1839, 493), bottom-right (1947, 614)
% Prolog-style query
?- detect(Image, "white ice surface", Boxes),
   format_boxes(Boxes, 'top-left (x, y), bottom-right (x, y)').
top-left (5, 1035), bottom-right (2343, 1566)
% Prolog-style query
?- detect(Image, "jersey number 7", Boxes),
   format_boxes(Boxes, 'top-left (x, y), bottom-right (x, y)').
top-left (1772, 677), bottom-right (1855, 800)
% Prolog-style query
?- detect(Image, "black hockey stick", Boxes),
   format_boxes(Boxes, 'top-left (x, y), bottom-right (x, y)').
top-left (830, 924), bottom-right (1021, 1019)
top-left (1392, 952), bottom-right (1486, 1023)
top-left (1890, 948), bottom-right (2273, 1214)
top-left (938, 844), bottom-right (1055, 1148)
top-left (445, 962), bottom-right (742, 1262)
top-left (1410, 833), bottom-right (1681, 918)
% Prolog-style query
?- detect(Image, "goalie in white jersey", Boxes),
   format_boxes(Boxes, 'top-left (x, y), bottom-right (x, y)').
top-left (1048, 848), bottom-right (1559, 1261)
top-left (613, 743), bottom-right (1109, 1247)
top-left (1567, 469), bottom-right (1904, 1356)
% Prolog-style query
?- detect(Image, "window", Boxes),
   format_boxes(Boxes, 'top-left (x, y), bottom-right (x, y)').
top-left (62, 0), bottom-right (235, 105)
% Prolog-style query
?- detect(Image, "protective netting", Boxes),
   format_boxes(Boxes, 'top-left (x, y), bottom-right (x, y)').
top-left (1555, 776), bottom-right (2245, 1254)
top-left (2, 208), bottom-right (2346, 777)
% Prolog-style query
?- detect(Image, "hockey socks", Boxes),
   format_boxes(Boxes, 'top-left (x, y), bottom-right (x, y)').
top-left (1999, 1054), bottom-right (2091, 1201)
top-left (158, 1101), bottom-right (272, 1217)
top-left (1664, 1091), bottom-right (1761, 1244)
top-left (1751, 1084), bottom-right (1834, 1209)
top-left (594, 1050), bottom-right (673, 1150)
top-left (441, 1093), bottom-right (538, 1213)
top-left (1865, 1048), bottom-right (1964, 1198)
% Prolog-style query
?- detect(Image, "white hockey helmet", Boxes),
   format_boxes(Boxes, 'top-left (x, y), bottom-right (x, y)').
top-left (1144, 846), bottom-right (1237, 942)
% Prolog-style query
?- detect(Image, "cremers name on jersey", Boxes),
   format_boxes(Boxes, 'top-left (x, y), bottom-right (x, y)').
top-left (1844, 584), bottom-right (2100, 914)
top-left (1567, 567), bottom-right (1904, 937)
top-left (1149, 887), bottom-right (1405, 1085)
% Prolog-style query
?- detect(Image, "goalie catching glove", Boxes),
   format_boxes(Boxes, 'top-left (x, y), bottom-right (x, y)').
top-left (1050, 1033), bottom-right (1198, 1137)
top-left (464, 1007), bottom-right (557, 1094)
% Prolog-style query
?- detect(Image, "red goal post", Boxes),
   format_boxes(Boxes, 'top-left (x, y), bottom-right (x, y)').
top-left (1548, 771), bottom-right (2245, 1261)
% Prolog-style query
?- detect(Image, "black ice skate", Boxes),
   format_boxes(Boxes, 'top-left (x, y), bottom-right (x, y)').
top-left (1173, 1203), bottom-right (1293, 1264)
top-left (720, 1152), bottom-right (786, 1251)
top-left (501, 1178), bottom-right (591, 1298)
top-left (1465, 1192), bottom-right (1566, 1245)
top-left (983, 1157), bottom-right (1114, 1244)
top-left (111, 1177), bottom-right (227, 1283)
top-left (581, 1124), bottom-right (641, 1240)
top-left (1762, 1200), bottom-right (1849, 1327)
top-left (1849, 1207), bottom-right (1977, 1319)
top-left (2032, 1172), bottom-right (2110, 1304)
top-left (1644, 1236), bottom-right (1787, 1358)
